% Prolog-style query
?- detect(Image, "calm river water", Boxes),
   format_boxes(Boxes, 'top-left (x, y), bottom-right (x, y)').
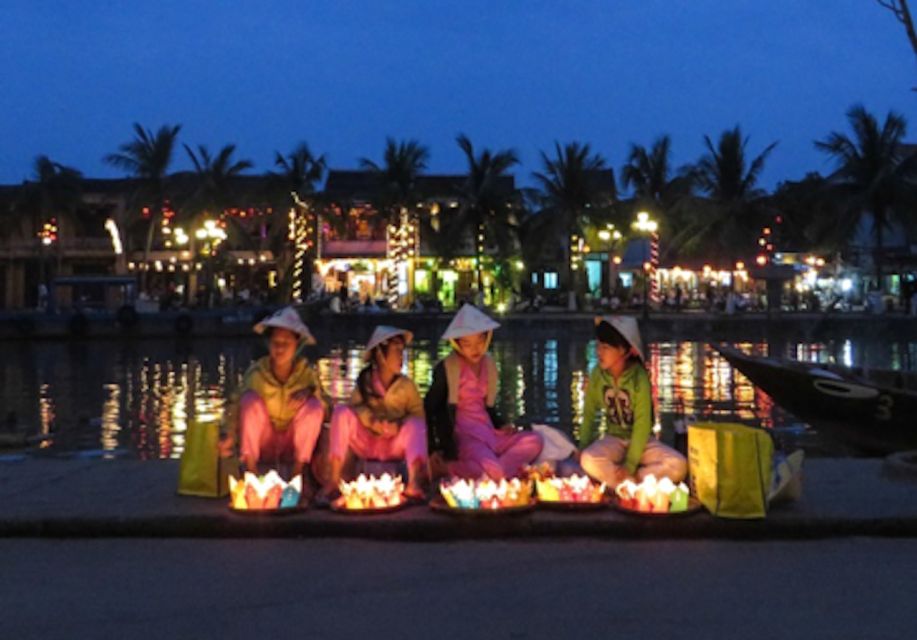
top-left (2, 335), bottom-right (914, 458)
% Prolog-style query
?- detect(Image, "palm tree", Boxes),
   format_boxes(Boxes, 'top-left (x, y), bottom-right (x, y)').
top-left (815, 105), bottom-right (917, 288)
top-left (450, 134), bottom-right (520, 294)
top-left (104, 123), bottom-right (181, 285)
top-left (267, 142), bottom-right (327, 301)
top-left (183, 144), bottom-right (254, 220)
top-left (359, 138), bottom-right (430, 307)
top-left (670, 126), bottom-right (777, 264)
top-left (359, 138), bottom-right (430, 214)
top-left (770, 173), bottom-right (838, 255)
top-left (17, 156), bottom-right (83, 289)
top-left (531, 141), bottom-right (612, 304)
top-left (620, 135), bottom-right (696, 261)
top-left (182, 144), bottom-right (254, 306)
top-left (272, 142), bottom-right (326, 198)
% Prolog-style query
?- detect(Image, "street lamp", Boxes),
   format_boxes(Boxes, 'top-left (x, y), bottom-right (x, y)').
top-left (598, 224), bottom-right (624, 300)
top-left (193, 219), bottom-right (228, 307)
top-left (632, 212), bottom-right (658, 319)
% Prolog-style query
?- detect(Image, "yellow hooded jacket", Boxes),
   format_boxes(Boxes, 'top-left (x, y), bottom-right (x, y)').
top-left (229, 355), bottom-right (330, 433)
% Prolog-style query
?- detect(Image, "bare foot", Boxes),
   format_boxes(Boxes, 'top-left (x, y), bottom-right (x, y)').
top-left (429, 452), bottom-right (449, 480)
top-left (404, 484), bottom-right (427, 503)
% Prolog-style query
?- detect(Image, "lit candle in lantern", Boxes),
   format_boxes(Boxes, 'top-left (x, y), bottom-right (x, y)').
top-left (338, 473), bottom-right (405, 510)
top-left (439, 477), bottom-right (534, 510)
top-left (669, 482), bottom-right (690, 512)
top-left (535, 474), bottom-right (606, 504)
top-left (615, 474), bottom-right (691, 514)
top-left (229, 471), bottom-right (302, 511)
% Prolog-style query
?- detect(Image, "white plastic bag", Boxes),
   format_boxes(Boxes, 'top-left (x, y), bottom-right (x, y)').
top-left (531, 424), bottom-right (577, 463)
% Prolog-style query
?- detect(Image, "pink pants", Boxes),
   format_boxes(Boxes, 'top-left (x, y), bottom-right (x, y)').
top-left (328, 405), bottom-right (428, 466)
top-left (449, 430), bottom-right (543, 480)
top-left (239, 391), bottom-right (323, 465)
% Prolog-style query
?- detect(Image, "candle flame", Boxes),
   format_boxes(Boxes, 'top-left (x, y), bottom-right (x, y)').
top-left (614, 474), bottom-right (690, 513)
top-left (338, 473), bottom-right (405, 510)
top-left (439, 477), bottom-right (533, 510)
top-left (229, 471), bottom-right (302, 511)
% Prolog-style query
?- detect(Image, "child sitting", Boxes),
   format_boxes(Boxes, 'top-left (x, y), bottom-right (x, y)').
top-left (425, 304), bottom-right (542, 479)
top-left (578, 315), bottom-right (687, 486)
top-left (226, 307), bottom-right (329, 479)
top-left (322, 326), bottom-right (428, 500)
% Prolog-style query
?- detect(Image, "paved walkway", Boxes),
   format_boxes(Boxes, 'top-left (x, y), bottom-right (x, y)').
top-left (1, 457), bottom-right (916, 539)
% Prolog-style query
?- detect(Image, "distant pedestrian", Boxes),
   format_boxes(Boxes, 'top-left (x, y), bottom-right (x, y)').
top-left (37, 283), bottom-right (48, 311)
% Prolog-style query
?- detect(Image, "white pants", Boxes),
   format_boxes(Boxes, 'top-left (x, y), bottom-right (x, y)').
top-left (581, 436), bottom-right (687, 484)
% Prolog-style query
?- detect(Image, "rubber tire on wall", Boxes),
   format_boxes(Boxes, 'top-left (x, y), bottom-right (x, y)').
top-left (116, 305), bottom-right (139, 329)
top-left (175, 313), bottom-right (193, 335)
top-left (69, 313), bottom-right (89, 337)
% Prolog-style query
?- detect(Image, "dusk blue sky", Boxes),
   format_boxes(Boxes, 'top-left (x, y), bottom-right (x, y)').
top-left (1, 1), bottom-right (913, 189)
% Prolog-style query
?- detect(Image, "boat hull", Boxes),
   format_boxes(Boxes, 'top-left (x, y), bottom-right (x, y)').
top-left (715, 345), bottom-right (917, 454)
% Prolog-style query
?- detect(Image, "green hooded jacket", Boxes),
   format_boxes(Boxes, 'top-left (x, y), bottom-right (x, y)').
top-left (579, 362), bottom-right (653, 475)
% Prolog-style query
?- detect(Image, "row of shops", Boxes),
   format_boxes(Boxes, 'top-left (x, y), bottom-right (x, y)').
top-left (3, 171), bottom-right (912, 313)
top-left (2, 234), bottom-right (904, 313)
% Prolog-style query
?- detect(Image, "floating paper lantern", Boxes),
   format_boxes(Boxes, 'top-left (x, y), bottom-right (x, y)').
top-left (438, 477), bottom-right (533, 510)
top-left (534, 473), bottom-right (606, 504)
top-left (337, 473), bottom-right (405, 510)
top-left (229, 471), bottom-right (302, 511)
top-left (614, 474), bottom-right (690, 513)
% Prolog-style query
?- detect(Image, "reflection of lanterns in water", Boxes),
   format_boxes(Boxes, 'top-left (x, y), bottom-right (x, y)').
top-left (100, 383), bottom-right (121, 456)
top-left (534, 473), bottom-right (605, 504)
top-left (229, 471), bottom-right (302, 510)
top-left (615, 474), bottom-right (690, 513)
top-left (337, 473), bottom-right (405, 510)
top-left (439, 477), bottom-right (533, 510)
top-left (38, 383), bottom-right (55, 447)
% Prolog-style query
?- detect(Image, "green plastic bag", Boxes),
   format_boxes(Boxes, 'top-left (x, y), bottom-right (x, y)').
top-left (178, 420), bottom-right (239, 498)
top-left (688, 422), bottom-right (773, 519)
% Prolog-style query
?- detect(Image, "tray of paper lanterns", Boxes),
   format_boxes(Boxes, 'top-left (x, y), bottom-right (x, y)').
top-left (612, 474), bottom-right (701, 516)
top-left (228, 471), bottom-right (305, 515)
top-left (431, 477), bottom-right (536, 515)
top-left (532, 470), bottom-right (609, 511)
top-left (331, 473), bottom-right (406, 514)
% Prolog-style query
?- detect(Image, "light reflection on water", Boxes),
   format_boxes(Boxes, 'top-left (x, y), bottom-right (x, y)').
top-left (2, 337), bottom-right (913, 459)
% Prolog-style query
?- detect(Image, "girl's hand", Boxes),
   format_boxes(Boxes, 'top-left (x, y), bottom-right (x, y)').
top-left (289, 390), bottom-right (311, 412)
top-left (373, 419), bottom-right (399, 438)
top-left (218, 434), bottom-right (235, 458)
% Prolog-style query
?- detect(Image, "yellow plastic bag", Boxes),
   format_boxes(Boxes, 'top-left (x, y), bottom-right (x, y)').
top-left (688, 422), bottom-right (773, 519)
top-left (178, 420), bottom-right (239, 498)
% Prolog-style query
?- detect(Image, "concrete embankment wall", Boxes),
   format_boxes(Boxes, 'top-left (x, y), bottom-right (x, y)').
top-left (2, 309), bottom-right (916, 343)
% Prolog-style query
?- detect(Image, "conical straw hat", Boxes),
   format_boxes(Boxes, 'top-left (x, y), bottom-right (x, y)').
top-left (253, 306), bottom-right (316, 345)
top-left (363, 325), bottom-right (413, 362)
top-left (594, 315), bottom-right (645, 362)
top-left (441, 304), bottom-right (500, 341)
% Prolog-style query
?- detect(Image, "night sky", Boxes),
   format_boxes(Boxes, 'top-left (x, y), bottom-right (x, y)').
top-left (1, 1), bottom-right (913, 188)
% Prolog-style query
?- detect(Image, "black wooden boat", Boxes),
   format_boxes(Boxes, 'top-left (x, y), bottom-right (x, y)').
top-left (714, 345), bottom-right (917, 454)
